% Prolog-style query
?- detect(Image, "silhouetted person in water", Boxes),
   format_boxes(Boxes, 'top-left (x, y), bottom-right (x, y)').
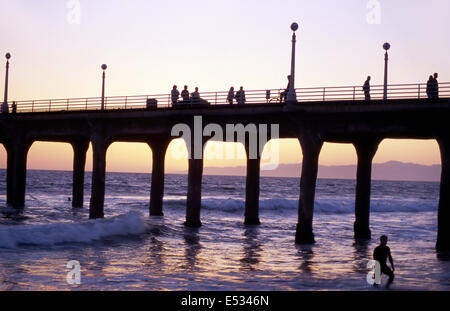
top-left (431, 72), bottom-right (439, 99)
top-left (236, 86), bottom-right (246, 105)
top-left (181, 85), bottom-right (190, 102)
top-left (191, 87), bottom-right (200, 103)
top-left (373, 235), bottom-right (395, 288)
top-left (280, 75), bottom-right (290, 103)
top-left (426, 75), bottom-right (434, 99)
top-left (363, 76), bottom-right (371, 101)
top-left (227, 87), bottom-right (235, 104)
top-left (171, 85), bottom-right (180, 105)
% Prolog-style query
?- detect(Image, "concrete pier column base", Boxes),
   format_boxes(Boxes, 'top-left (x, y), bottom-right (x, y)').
top-left (295, 223), bottom-right (315, 244)
top-left (353, 139), bottom-right (380, 240)
top-left (148, 139), bottom-right (170, 216)
top-left (71, 140), bottom-right (89, 208)
top-left (436, 137), bottom-right (450, 252)
top-left (89, 137), bottom-right (109, 219)
top-left (354, 224), bottom-right (372, 240)
top-left (295, 133), bottom-right (323, 244)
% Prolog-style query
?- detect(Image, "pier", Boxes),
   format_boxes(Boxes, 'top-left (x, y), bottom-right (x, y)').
top-left (1, 82), bottom-right (449, 251)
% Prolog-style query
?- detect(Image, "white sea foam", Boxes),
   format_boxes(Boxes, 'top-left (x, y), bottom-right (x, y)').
top-left (0, 212), bottom-right (147, 249)
top-left (164, 197), bottom-right (438, 214)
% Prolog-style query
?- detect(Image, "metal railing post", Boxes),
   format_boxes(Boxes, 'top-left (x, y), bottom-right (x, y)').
top-left (67, 99), bottom-right (69, 111)
top-left (32, 101), bottom-right (34, 113)
top-left (125, 96), bottom-right (128, 109)
top-left (418, 84), bottom-right (421, 99)
top-left (353, 87), bottom-right (356, 101)
top-left (49, 100), bottom-right (52, 112)
top-left (323, 88), bottom-right (326, 101)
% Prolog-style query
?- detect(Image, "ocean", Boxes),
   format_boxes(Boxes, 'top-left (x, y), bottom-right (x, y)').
top-left (0, 169), bottom-right (448, 290)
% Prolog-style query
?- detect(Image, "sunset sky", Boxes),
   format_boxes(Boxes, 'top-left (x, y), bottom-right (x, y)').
top-left (0, 0), bottom-right (449, 173)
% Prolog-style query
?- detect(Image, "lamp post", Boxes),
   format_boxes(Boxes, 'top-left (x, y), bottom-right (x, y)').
top-left (286, 22), bottom-right (299, 104)
top-left (101, 64), bottom-right (107, 110)
top-left (2, 52), bottom-right (11, 114)
top-left (383, 42), bottom-right (390, 101)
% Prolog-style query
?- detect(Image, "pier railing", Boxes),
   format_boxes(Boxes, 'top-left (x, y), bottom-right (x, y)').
top-left (6, 82), bottom-right (450, 113)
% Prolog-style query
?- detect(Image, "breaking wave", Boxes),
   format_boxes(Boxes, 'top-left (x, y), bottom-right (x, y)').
top-left (0, 212), bottom-right (147, 249)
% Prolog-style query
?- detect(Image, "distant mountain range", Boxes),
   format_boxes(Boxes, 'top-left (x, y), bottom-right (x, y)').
top-left (7, 161), bottom-right (440, 182)
top-left (194, 161), bottom-right (441, 182)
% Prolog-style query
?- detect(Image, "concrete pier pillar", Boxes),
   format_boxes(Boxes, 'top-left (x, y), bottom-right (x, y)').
top-left (245, 146), bottom-right (261, 225)
top-left (148, 139), bottom-right (170, 216)
top-left (436, 137), bottom-right (450, 252)
top-left (295, 133), bottom-right (323, 244)
top-left (89, 136), bottom-right (109, 219)
top-left (6, 144), bottom-right (14, 205)
top-left (185, 157), bottom-right (203, 227)
top-left (71, 140), bottom-right (89, 208)
top-left (353, 139), bottom-right (379, 240)
top-left (5, 138), bottom-right (31, 208)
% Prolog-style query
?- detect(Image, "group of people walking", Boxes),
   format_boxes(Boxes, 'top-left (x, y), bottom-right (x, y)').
top-left (362, 73), bottom-right (440, 101)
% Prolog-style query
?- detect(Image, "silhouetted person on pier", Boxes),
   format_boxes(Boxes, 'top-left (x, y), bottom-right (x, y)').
top-left (171, 85), bottom-right (180, 105)
top-left (236, 86), bottom-right (246, 105)
top-left (431, 72), bottom-right (439, 99)
top-left (181, 85), bottom-right (190, 102)
top-left (280, 75), bottom-right (291, 103)
top-left (191, 87), bottom-right (200, 103)
top-left (426, 75), bottom-right (434, 99)
top-left (227, 87), bottom-right (235, 105)
top-left (373, 235), bottom-right (395, 288)
top-left (363, 76), bottom-right (371, 101)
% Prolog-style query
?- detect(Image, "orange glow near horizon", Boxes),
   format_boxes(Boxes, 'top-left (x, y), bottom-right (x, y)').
top-left (0, 139), bottom-right (441, 174)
